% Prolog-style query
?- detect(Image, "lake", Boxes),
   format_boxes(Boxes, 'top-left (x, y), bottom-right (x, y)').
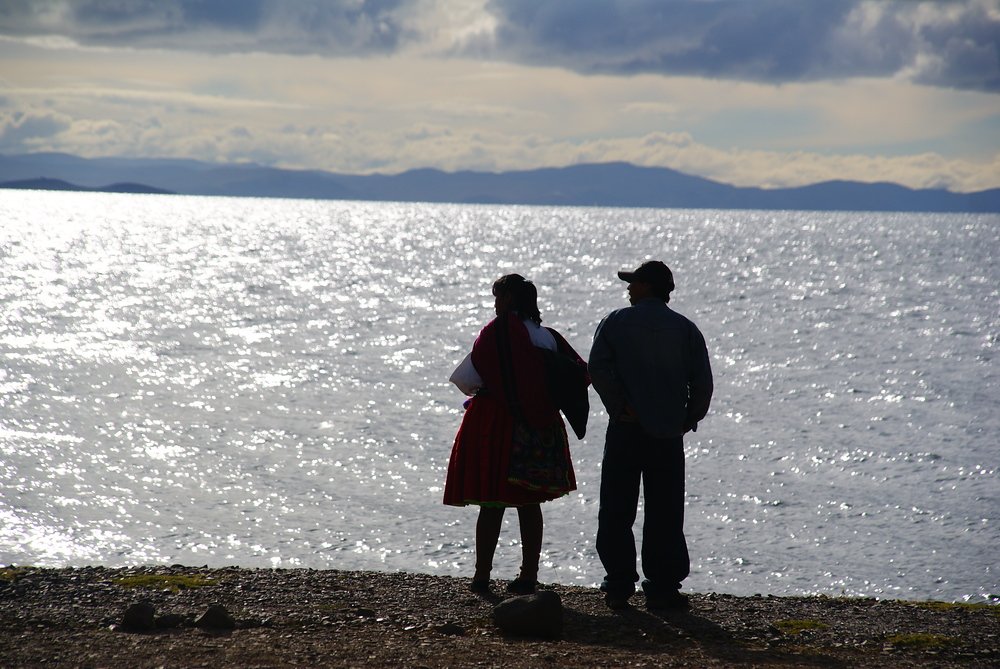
top-left (1, 190), bottom-right (997, 602)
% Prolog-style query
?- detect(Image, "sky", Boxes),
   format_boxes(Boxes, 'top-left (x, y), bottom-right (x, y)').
top-left (1, 0), bottom-right (999, 192)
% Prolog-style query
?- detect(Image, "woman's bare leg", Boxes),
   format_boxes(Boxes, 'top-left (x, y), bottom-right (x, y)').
top-left (474, 506), bottom-right (505, 582)
top-left (516, 504), bottom-right (543, 582)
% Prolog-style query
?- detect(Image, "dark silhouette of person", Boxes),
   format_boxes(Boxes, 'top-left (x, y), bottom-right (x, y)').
top-left (444, 274), bottom-right (588, 595)
top-left (588, 261), bottom-right (713, 610)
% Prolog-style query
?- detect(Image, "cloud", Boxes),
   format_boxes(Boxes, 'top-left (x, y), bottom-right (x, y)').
top-left (0, 109), bottom-right (72, 149)
top-left (906, 1), bottom-right (1000, 91)
top-left (480, 0), bottom-right (1000, 93)
top-left (1, 1), bottom-right (996, 92)
top-left (0, 106), bottom-right (147, 156)
top-left (3, 91), bottom-right (996, 192)
top-left (0, 0), bottom-right (413, 55)
top-left (2, 7), bottom-right (996, 192)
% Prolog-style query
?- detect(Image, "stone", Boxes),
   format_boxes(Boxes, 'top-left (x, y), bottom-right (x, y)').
top-left (120, 601), bottom-right (156, 632)
top-left (433, 622), bottom-right (465, 636)
top-left (195, 604), bottom-right (236, 630)
top-left (155, 613), bottom-right (187, 629)
top-left (492, 590), bottom-right (563, 639)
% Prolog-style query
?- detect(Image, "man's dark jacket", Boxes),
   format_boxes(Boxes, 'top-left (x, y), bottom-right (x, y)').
top-left (589, 298), bottom-right (712, 438)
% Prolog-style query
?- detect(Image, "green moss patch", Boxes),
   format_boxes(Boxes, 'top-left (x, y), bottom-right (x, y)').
top-left (888, 632), bottom-right (957, 650)
top-left (113, 574), bottom-right (218, 592)
top-left (0, 567), bottom-right (33, 582)
top-left (911, 600), bottom-right (1000, 616)
top-left (773, 619), bottom-right (829, 635)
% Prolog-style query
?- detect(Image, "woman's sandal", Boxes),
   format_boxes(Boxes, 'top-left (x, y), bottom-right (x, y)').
top-left (469, 578), bottom-right (492, 594)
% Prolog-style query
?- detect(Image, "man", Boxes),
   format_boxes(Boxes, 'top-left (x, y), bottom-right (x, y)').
top-left (588, 260), bottom-right (713, 610)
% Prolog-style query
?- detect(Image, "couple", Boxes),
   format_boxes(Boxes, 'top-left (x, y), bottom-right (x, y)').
top-left (443, 261), bottom-right (713, 611)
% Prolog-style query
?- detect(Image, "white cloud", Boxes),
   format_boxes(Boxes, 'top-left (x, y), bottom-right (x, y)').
top-left (1, 30), bottom-right (997, 192)
top-left (0, 109), bottom-right (72, 147)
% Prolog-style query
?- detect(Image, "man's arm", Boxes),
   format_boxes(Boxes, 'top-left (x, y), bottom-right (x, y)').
top-left (588, 314), bottom-right (628, 419)
top-left (684, 325), bottom-right (713, 432)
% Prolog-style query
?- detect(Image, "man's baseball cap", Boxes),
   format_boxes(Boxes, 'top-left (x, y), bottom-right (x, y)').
top-left (617, 260), bottom-right (675, 294)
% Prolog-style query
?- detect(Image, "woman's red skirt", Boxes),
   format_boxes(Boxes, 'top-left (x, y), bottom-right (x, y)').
top-left (443, 393), bottom-right (576, 507)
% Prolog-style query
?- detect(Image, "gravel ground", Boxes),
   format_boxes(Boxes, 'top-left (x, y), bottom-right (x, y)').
top-left (1, 566), bottom-right (997, 668)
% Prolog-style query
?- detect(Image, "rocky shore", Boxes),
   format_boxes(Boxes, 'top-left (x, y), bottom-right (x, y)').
top-left (1, 565), bottom-right (997, 668)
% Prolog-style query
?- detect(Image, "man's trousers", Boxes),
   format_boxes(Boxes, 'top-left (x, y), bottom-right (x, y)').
top-left (596, 420), bottom-right (690, 597)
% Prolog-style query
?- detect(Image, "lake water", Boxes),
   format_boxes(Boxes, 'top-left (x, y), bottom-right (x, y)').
top-left (1, 190), bottom-right (997, 603)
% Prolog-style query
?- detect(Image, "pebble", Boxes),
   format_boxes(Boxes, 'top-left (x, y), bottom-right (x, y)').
top-left (434, 622), bottom-right (465, 636)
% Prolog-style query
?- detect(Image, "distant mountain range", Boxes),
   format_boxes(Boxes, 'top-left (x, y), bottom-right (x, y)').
top-left (0, 177), bottom-right (175, 195)
top-left (1, 152), bottom-right (997, 213)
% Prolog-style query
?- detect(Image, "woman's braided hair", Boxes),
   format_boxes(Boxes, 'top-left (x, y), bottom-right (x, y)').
top-left (492, 274), bottom-right (542, 325)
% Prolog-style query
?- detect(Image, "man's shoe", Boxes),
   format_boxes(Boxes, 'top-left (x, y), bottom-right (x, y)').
top-left (604, 592), bottom-right (631, 610)
top-left (645, 590), bottom-right (689, 610)
top-left (469, 578), bottom-right (491, 594)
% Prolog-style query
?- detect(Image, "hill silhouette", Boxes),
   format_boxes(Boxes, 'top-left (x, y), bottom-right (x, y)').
top-left (0, 176), bottom-right (174, 195)
top-left (1, 153), bottom-right (996, 212)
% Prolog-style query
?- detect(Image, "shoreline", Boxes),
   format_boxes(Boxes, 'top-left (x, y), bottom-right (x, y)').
top-left (2, 565), bottom-right (997, 668)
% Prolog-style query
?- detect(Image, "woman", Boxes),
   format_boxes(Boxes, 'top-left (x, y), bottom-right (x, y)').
top-left (444, 274), bottom-right (588, 595)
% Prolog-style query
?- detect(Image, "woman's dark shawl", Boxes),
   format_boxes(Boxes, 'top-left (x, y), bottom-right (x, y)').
top-left (543, 328), bottom-right (590, 439)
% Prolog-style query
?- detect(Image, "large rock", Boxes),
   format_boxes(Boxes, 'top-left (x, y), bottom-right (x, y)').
top-left (120, 601), bottom-right (156, 632)
top-left (492, 590), bottom-right (563, 639)
top-left (195, 604), bottom-right (236, 630)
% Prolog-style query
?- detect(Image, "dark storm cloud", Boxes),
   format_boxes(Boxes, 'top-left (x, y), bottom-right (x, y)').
top-left (913, 2), bottom-right (1000, 91)
top-left (0, 0), bottom-right (411, 54)
top-left (482, 0), bottom-right (1000, 93)
top-left (1, 0), bottom-right (997, 93)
